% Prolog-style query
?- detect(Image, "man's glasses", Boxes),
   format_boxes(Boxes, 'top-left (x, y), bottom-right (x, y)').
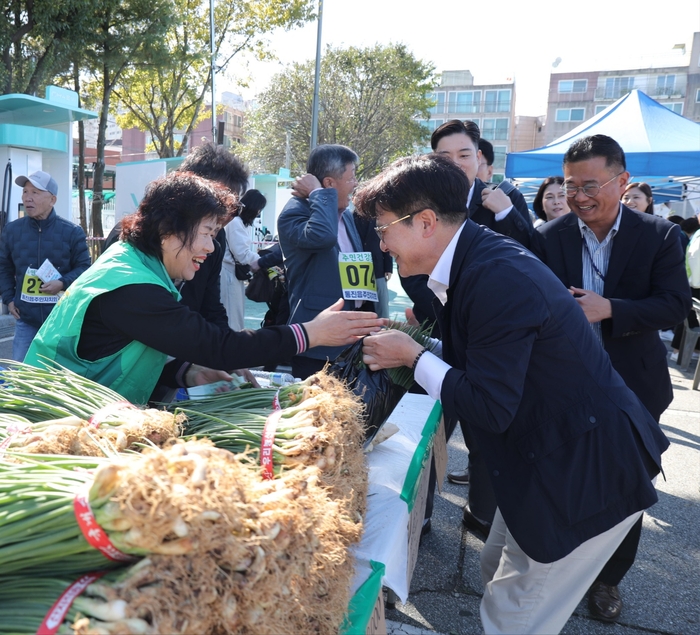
top-left (562, 171), bottom-right (624, 198)
top-left (374, 209), bottom-right (424, 240)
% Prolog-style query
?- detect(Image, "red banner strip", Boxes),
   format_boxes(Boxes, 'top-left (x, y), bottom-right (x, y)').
top-left (272, 388), bottom-right (282, 411)
top-left (88, 400), bottom-right (135, 428)
top-left (36, 572), bottom-right (106, 635)
top-left (73, 491), bottom-right (137, 563)
top-left (260, 410), bottom-right (282, 480)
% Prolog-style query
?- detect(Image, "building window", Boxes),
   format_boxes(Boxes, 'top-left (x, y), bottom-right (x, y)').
top-left (447, 90), bottom-right (482, 114)
top-left (428, 92), bottom-right (445, 115)
top-left (492, 145), bottom-right (507, 170)
top-left (484, 89), bottom-right (511, 113)
top-left (663, 102), bottom-right (683, 115)
top-left (482, 118), bottom-right (509, 140)
top-left (655, 74), bottom-right (676, 96)
top-left (594, 105), bottom-right (608, 115)
top-left (604, 76), bottom-right (634, 99)
top-left (558, 79), bottom-right (587, 93)
top-left (421, 119), bottom-right (444, 132)
top-left (696, 88), bottom-right (700, 102)
top-left (555, 108), bottom-right (585, 122)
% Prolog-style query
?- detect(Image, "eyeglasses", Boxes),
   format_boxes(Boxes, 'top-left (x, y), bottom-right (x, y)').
top-left (562, 171), bottom-right (625, 198)
top-left (374, 210), bottom-right (424, 240)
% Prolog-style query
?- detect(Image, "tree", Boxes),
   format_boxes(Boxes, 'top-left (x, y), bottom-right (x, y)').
top-left (240, 44), bottom-right (436, 179)
top-left (79, 0), bottom-right (174, 237)
top-left (113, 0), bottom-right (315, 158)
top-left (1, 0), bottom-right (96, 95)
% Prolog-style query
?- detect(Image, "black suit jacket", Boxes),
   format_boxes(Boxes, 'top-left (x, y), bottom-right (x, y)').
top-left (531, 207), bottom-right (691, 420)
top-left (438, 220), bottom-right (668, 562)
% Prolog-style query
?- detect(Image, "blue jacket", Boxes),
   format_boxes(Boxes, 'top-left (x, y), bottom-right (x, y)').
top-left (277, 189), bottom-right (363, 362)
top-left (0, 210), bottom-right (91, 328)
top-left (439, 220), bottom-right (668, 563)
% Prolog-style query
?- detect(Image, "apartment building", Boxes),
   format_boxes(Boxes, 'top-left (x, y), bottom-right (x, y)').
top-left (424, 70), bottom-right (516, 182)
top-left (543, 32), bottom-right (700, 144)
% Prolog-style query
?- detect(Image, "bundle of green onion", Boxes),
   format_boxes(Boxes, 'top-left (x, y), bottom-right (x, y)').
top-left (0, 361), bottom-right (181, 455)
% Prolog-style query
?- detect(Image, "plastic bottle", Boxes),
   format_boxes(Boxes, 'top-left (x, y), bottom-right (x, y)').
top-left (250, 370), bottom-right (297, 386)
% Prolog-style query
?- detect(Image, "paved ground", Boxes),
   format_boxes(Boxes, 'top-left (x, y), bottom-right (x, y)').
top-left (385, 353), bottom-right (700, 635)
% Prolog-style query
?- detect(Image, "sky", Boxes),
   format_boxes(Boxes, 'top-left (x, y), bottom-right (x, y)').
top-left (223, 0), bottom-right (699, 116)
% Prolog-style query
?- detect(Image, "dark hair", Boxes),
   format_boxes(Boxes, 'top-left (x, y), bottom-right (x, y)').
top-left (478, 138), bottom-right (494, 166)
top-left (563, 134), bottom-right (626, 171)
top-left (431, 119), bottom-right (480, 152)
top-left (622, 182), bottom-right (654, 214)
top-left (353, 153), bottom-right (469, 226)
top-left (666, 215), bottom-right (684, 225)
top-left (681, 215), bottom-right (700, 235)
top-left (532, 176), bottom-right (565, 221)
top-left (121, 171), bottom-right (237, 258)
top-left (178, 142), bottom-right (249, 195)
top-left (238, 189), bottom-right (267, 226)
top-left (307, 144), bottom-right (359, 182)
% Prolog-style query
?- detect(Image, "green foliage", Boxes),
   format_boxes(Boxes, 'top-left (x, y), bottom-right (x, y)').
top-left (113, 0), bottom-right (316, 158)
top-left (0, 0), bottom-right (96, 95)
top-left (240, 43), bottom-right (436, 179)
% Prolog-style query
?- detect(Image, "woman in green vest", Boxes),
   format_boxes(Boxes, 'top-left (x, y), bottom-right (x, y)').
top-left (24, 172), bottom-right (382, 405)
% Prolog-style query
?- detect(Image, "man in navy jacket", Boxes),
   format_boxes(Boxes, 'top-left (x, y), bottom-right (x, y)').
top-left (0, 171), bottom-right (90, 361)
top-left (531, 134), bottom-right (690, 622)
top-left (357, 153), bottom-right (668, 635)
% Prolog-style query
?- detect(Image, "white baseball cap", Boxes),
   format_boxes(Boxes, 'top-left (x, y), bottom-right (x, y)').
top-left (15, 171), bottom-right (58, 196)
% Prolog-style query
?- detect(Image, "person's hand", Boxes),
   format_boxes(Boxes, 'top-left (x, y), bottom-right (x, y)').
top-left (385, 272), bottom-right (392, 281)
top-left (405, 307), bottom-right (419, 326)
top-left (8, 301), bottom-right (19, 319)
top-left (230, 368), bottom-right (260, 388)
top-left (362, 329), bottom-right (424, 371)
top-left (185, 364), bottom-right (233, 387)
top-left (303, 298), bottom-right (384, 348)
top-left (39, 280), bottom-right (64, 295)
top-left (292, 174), bottom-right (322, 199)
top-left (481, 186), bottom-right (512, 214)
top-left (569, 287), bottom-right (612, 323)
top-left (250, 260), bottom-right (261, 273)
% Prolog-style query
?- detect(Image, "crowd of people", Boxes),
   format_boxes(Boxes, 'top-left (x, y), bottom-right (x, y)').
top-left (0, 121), bottom-right (697, 634)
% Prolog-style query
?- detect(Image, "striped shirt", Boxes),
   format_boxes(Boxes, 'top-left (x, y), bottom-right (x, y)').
top-left (578, 206), bottom-right (623, 343)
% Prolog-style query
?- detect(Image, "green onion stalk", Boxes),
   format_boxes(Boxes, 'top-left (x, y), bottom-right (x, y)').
top-left (177, 401), bottom-right (323, 471)
top-left (0, 450), bottom-right (188, 577)
top-left (0, 568), bottom-right (154, 635)
top-left (379, 321), bottom-right (440, 389)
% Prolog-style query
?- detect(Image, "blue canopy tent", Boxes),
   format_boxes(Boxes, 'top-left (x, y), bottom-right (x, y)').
top-left (505, 90), bottom-right (700, 178)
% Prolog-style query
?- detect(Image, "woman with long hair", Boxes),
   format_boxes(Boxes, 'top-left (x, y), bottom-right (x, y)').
top-left (221, 189), bottom-right (267, 330)
top-left (621, 182), bottom-right (654, 214)
top-left (532, 176), bottom-right (570, 227)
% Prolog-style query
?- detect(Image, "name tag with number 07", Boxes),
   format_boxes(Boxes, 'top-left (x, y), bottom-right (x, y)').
top-left (338, 252), bottom-right (378, 302)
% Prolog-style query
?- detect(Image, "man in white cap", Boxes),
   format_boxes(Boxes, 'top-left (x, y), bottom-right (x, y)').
top-left (0, 170), bottom-right (91, 360)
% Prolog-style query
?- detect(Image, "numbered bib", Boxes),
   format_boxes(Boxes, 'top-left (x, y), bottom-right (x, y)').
top-left (338, 252), bottom-right (378, 302)
top-left (20, 267), bottom-right (58, 304)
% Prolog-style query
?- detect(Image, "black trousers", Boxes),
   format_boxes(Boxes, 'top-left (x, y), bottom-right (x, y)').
top-left (291, 355), bottom-right (327, 380)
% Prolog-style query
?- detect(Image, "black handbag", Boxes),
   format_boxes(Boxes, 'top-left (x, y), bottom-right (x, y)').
top-left (234, 261), bottom-right (251, 280)
top-left (245, 268), bottom-right (276, 303)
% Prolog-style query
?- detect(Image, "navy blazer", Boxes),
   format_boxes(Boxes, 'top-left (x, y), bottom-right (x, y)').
top-left (277, 188), bottom-right (363, 361)
top-left (469, 178), bottom-right (534, 248)
top-left (438, 220), bottom-right (668, 563)
top-left (531, 207), bottom-right (691, 420)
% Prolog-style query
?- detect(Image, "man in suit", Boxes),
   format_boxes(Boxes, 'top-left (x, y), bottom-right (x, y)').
top-left (431, 120), bottom-right (533, 533)
top-left (357, 153), bottom-right (668, 635)
top-left (531, 134), bottom-right (690, 622)
top-left (278, 144), bottom-right (369, 379)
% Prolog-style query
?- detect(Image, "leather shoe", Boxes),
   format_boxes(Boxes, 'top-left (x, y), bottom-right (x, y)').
top-left (462, 507), bottom-right (491, 540)
top-left (588, 581), bottom-right (622, 622)
top-left (447, 468), bottom-right (470, 485)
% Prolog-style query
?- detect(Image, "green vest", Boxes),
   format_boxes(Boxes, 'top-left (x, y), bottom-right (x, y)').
top-left (24, 242), bottom-right (180, 405)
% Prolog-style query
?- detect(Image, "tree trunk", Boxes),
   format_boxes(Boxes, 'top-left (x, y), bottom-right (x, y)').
top-left (73, 63), bottom-right (87, 233)
top-left (91, 69), bottom-right (110, 238)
